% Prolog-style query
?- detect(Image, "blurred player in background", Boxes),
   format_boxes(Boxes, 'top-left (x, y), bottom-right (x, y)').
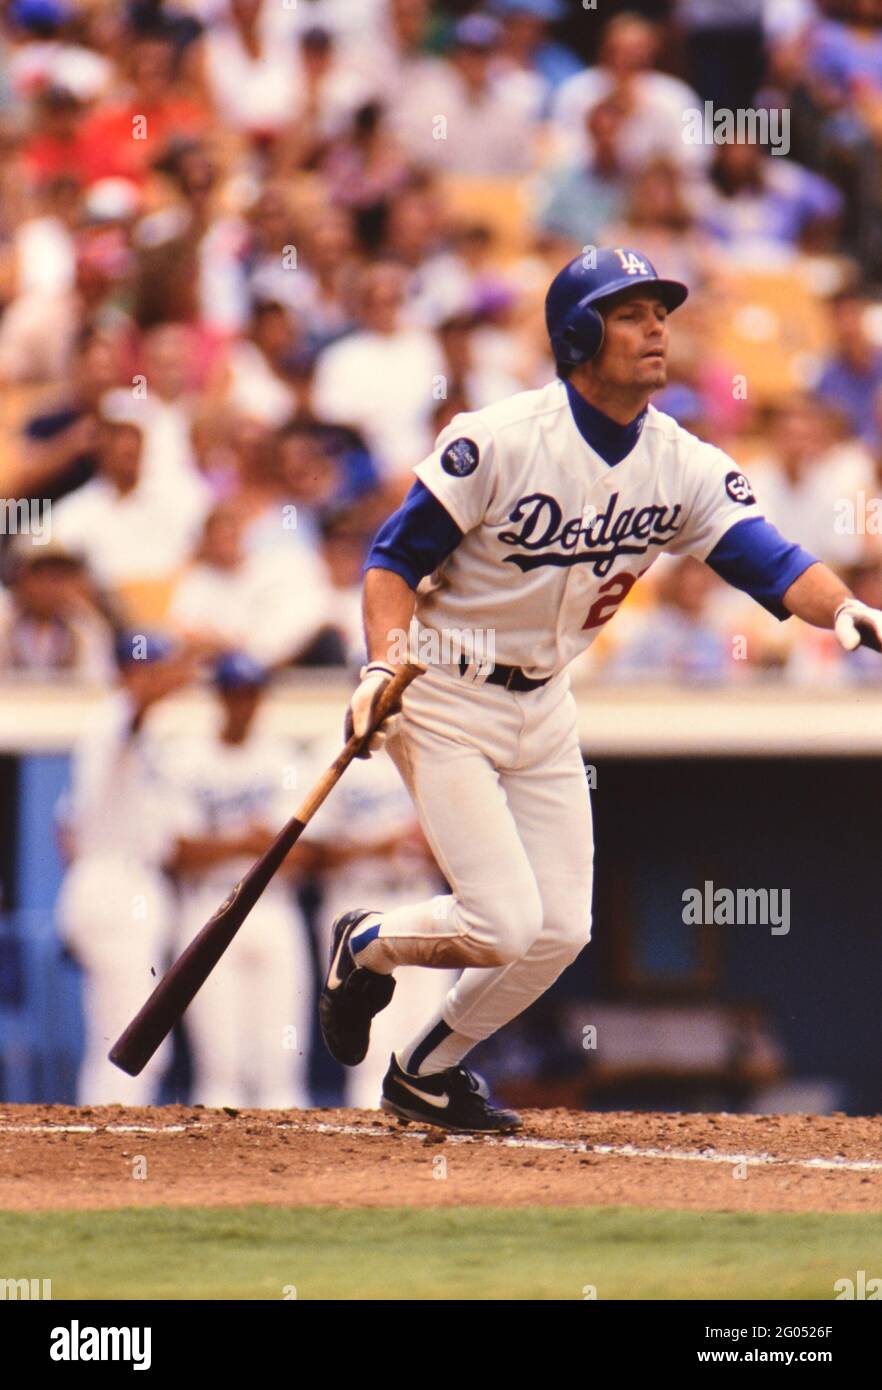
top-left (56, 633), bottom-right (198, 1104)
top-left (305, 741), bottom-right (455, 1108)
top-left (160, 653), bottom-right (312, 1109)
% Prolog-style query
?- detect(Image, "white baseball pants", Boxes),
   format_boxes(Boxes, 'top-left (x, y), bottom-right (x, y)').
top-left (379, 665), bottom-right (594, 1050)
top-left (177, 887), bottom-right (312, 1109)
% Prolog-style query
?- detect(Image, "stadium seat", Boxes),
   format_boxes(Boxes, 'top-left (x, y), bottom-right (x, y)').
top-left (438, 176), bottom-right (530, 261)
top-left (712, 265), bottom-right (832, 404)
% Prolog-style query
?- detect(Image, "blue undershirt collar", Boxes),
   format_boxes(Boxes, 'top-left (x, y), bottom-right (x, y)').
top-left (564, 380), bottom-right (648, 466)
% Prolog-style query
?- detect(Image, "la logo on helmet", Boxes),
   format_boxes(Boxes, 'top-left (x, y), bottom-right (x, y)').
top-left (614, 249), bottom-right (649, 276)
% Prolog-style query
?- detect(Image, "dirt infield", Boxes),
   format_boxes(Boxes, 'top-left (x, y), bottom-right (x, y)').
top-left (1, 1105), bottom-right (881, 1214)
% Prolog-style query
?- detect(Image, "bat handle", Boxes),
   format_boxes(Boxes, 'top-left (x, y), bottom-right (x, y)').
top-left (374, 660), bottom-right (426, 721)
top-left (349, 659), bottom-right (426, 757)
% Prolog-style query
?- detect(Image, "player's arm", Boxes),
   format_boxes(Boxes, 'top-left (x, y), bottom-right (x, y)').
top-left (347, 480), bottom-right (465, 754)
top-left (703, 518), bottom-right (882, 654)
top-left (170, 831), bottom-right (315, 873)
top-left (782, 562), bottom-right (882, 652)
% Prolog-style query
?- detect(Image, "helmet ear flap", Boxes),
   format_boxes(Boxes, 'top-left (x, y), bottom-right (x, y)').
top-left (560, 304), bottom-right (604, 365)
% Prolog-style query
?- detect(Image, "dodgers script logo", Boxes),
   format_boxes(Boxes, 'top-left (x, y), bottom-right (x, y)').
top-left (498, 491), bottom-right (683, 577)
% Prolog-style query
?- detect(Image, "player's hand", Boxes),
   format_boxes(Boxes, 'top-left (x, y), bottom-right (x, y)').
top-left (834, 598), bottom-right (882, 654)
top-left (344, 662), bottom-right (402, 759)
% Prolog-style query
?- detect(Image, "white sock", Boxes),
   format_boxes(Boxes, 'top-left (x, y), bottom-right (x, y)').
top-left (349, 915), bottom-right (395, 974)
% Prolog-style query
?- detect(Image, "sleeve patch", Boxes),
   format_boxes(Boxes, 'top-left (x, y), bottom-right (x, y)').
top-left (725, 470), bottom-right (756, 505)
top-left (441, 437), bottom-right (480, 477)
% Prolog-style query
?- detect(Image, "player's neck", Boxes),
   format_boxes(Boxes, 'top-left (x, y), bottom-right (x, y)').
top-left (566, 373), bottom-right (652, 426)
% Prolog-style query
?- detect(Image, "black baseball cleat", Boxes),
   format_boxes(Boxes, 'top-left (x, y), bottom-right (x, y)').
top-left (320, 909), bottom-right (396, 1066)
top-left (380, 1053), bottom-right (522, 1134)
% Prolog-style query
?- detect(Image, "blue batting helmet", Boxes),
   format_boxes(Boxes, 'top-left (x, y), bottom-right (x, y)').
top-left (213, 651), bottom-right (268, 691)
top-left (545, 248), bottom-right (688, 374)
top-left (114, 630), bottom-right (175, 670)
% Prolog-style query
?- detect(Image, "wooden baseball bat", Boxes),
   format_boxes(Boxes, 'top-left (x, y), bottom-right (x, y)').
top-left (109, 662), bottom-right (425, 1077)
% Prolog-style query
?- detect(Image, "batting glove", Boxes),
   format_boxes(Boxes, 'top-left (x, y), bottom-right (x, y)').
top-left (344, 662), bottom-right (402, 759)
top-left (834, 598), bottom-right (882, 654)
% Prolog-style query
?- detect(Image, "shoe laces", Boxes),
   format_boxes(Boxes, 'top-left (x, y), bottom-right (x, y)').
top-left (451, 1066), bottom-right (491, 1100)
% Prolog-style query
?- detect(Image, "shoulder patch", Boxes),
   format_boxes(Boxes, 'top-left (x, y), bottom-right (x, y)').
top-left (440, 437), bottom-right (479, 477)
top-left (725, 470), bottom-right (756, 505)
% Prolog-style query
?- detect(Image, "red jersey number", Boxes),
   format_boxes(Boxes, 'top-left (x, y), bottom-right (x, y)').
top-left (581, 570), bottom-right (645, 630)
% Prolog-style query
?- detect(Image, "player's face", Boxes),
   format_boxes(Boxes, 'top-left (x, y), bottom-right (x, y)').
top-left (220, 686), bottom-right (261, 742)
top-left (595, 293), bottom-right (669, 391)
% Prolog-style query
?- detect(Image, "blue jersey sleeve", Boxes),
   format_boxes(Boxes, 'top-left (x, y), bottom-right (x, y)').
top-left (365, 479), bottom-right (465, 590)
top-left (705, 516), bottom-right (817, 620)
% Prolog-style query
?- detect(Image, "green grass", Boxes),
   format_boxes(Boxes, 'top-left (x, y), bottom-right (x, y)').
top-left (2, 1206), bottom-right (881, 1300)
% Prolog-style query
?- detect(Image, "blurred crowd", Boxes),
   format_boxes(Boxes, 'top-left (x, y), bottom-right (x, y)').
top-left (2, 0), bottom-right (882, 689)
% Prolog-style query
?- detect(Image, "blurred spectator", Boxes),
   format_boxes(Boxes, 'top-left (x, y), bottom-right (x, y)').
top-left (435, 309), bottom-right (524, 410)
top-left (675, 0), bottom-right (766, 111)
top-left (8, 172), bottom-right (78, 298)
top-left (101, 321), bottom-right (213, 530)
top-left (52, 418), bottom-right (202, 586)
top-left (0, 225), bottom-right (133, 384)
top-left (200, 0), bottom-right (301, 138)
top-left (159, 653), bottom-right (313, 1108)
top-left (213, 300), bottom-right (301, 428)
top-left (19, 83), bottom-right (93, 187)
top-left (75, 27), bottom-right (209, 186)
top-left (601, 557), bottom-right (733, 683)
top-left (748, 397), bottom-right (867, 569)
top-left (133, 138), bottom-right (249, 334)
top-left (601, 157), bottom-right (717, 294)
top-left (311, 259), bottom-right (443, 481)
top-left (550, 12), bottom-right (707, 174)
top-left (168, 500), bottom-right (332, 666)
top-left (7, 0), bottom-right (114, 105)
top-left (494, 0), bottom-right (582, 107)
top-left (533, 94), bottom-right (629, 246)
top-left (321, 100), bottom-right (412, 249)
top-left (382, 172), bottom-right (475, 328)
top-left (227, 416), bottom-right (380, 556)
top-left (13, 324), bottom-right (121, 504)
top-left (815, 288), bottom-right (882, 445)
top-left (0, 539), bottom-right (114, 680)
top-left (694, 140), bottom-right (843, 259)
top-left (393, 12), bottom-right (543, 174)
top-left (343, 0), bottom-right (440, 104)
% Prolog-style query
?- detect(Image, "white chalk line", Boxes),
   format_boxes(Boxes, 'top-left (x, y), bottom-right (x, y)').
top-left (1, 1117), bottom-right (881, 1174)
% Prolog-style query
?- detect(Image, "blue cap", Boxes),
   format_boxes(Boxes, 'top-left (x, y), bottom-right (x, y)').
top-left (493, 0), bottom-right (565, 19)
top-left (454, 14), bottom-right (502, 48)
top-left (213, 651), bottom-right (268, 691)
top-left (11, 0), bottom-right (71, 31)
top-left (115, 631), bottom-right (175, 669)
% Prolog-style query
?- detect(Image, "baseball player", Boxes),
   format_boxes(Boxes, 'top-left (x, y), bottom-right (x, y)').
top-left (159, 653), bottom-right (312, 1109)
top-left (304, 741), bottom-right (456, 1109)
top-left (56, 634), bottom-right (197, 1105)
top-left (319, 247), bottom-right (882, 1134)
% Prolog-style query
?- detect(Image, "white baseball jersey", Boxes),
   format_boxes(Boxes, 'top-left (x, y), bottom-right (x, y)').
top-left (153, 723), bottom-right (299, 901)
top-left (412, 379), bottom-right (768, 679)
top-left (63, 690), bottom-right (178, 864)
